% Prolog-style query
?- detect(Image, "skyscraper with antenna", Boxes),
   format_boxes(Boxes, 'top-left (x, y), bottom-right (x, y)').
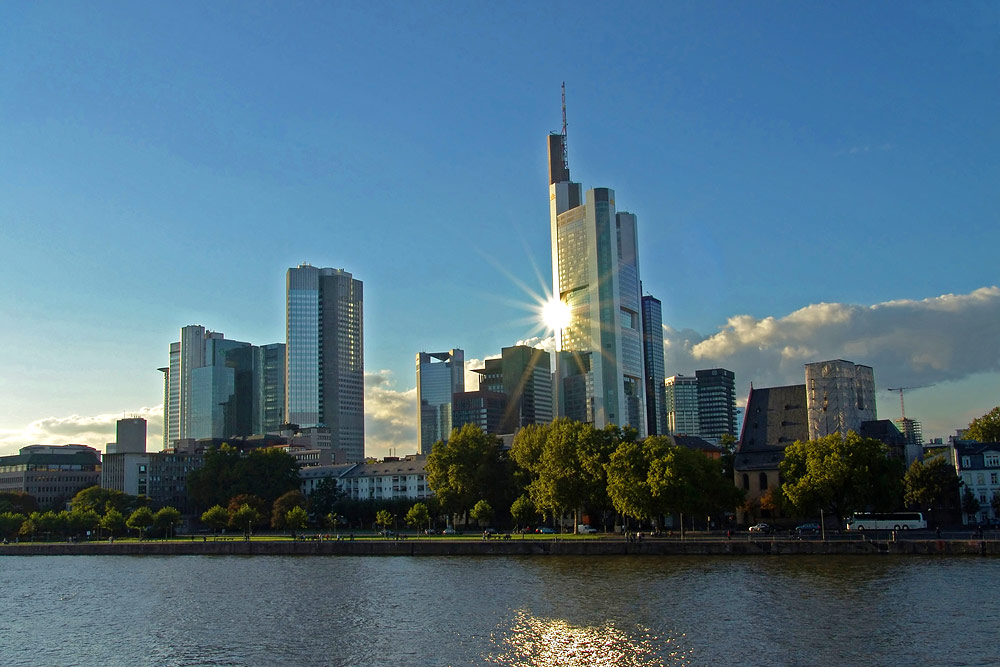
top-left (548, 84), bottom-right (646, 435)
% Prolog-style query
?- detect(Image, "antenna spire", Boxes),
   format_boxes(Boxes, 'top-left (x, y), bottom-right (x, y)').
top-left (561, 81), bottom-right (568, 172)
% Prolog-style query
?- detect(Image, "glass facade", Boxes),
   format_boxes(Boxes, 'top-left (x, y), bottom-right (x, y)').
top-left (696, 368), bottom-right (737, 443)
top-left (286, 264), bottom-right (365, 462)
top-left (416, 350), bottom-right (464, 454)
top-left (642, 295), bottom-right (667, 435)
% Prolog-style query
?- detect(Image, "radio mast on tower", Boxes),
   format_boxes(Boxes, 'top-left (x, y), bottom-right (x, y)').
top-left (561, 81), bottom-right (568, 172)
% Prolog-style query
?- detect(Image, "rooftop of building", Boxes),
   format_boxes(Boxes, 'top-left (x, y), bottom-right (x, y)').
top-left (737, 384), bottom-right (808, 453)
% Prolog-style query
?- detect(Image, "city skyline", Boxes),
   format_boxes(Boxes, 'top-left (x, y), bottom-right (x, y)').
top-left (2, 4), bottom-right (998, 456)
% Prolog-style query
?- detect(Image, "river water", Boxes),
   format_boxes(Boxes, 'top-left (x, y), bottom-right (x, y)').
top-left (1, 555), bottom-right (996, 666)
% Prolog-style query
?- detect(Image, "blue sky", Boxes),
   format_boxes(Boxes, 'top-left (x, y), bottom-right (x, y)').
top-left (1, 2), bottom-right (998, 456)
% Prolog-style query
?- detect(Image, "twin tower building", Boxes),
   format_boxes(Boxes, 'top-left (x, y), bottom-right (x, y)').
top-left (416, 128), bottom-right (675, 454)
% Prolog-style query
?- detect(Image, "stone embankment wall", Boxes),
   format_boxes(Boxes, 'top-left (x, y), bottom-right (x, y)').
top-left (1, 538), bottom-right (997, 557)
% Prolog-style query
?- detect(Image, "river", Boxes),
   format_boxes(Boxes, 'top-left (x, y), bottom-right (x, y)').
top-left (1, 555), bottom-right (996, 666)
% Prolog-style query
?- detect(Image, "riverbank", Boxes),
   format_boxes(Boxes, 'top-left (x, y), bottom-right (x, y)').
top-left (2, 536), bottom-right (997, 556)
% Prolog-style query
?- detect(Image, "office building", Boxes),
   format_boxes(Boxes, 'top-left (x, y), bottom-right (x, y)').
top-left (106, 416), bottom-right (147, 455)
top-left (452, 391), bottom-right (508, 435)
top-left (548, 128), bottom-right (646, 435)
top-left (804, 360), bottom-right (877, 440)
top-left (160, 326), bottom-right (265, 447)
top-left (0, 445), bottom-right (101, 509)
top-left (641, 294), bottom-right (667, 436)
top-left (257, 343), bottom-right (286, 433)
top-left (416, 350), bottom-right (464, 454)
top-left (664, 374), bottom-right (700, 435)
top-left (286, 264), bottom-right (365, 463)
top-left (473, 345), bottom-right (553, 433)
top-left (696, 368), bottom-right (737, 443)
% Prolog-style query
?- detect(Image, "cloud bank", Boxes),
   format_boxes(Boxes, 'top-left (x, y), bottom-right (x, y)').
top-left (664, 286), bottom-right (1000, 393)
top-left (0, 406), bottom-right (164, 457)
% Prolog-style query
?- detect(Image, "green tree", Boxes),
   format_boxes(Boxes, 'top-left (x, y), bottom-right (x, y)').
top-left (470, 500), bottom-right (494, 528)
top-left (0, 491), bottom-right (39, 515)
top-left (285, 506), bottom-right (309, 537)
top-left (511, 420), bottom-right (599, 532)
top-left (153, 507), bottom-right (182, 539)
top-left (510, 495), bottom-right (536, 532)
top-left (605, 438), bottom-right (658, 525)
top-left (426, 423), bottom-right (509, 526)
top-left (126, 506), bottom-right (155, 539)
top-left (325, 512), bottom-right (342, 533)
top-left (227, 494), bottom-right (268, 529)
top-left (187, 444), bottom-right (300, 513)
top-left (201, 505), bottom-right (229, 535)
top-left (100, 509), bottom-right (125, 537)
top-left (375, 509), bottom-right (394, 535)
top-left (271, 490), bottom-right (308, 530)
top-left (231, 503), bottom-right (262, 538)
top-left (19, 516), bottom-right (38, 540)
top-left (780, 432), bottom-right (904, 527)
top-left (405, 503), bottom-right (430, 533)
top-left (0, 512), bottom-right (26, 539)
top-left (307, 477), bottom-right (342, 518)
top-left (70, 486), bottom-right (146, 515)
top-left (965, 406), bottom-right (1000, 443)
top-left (67, 509), bottom-right (100, 538)
top-left (962, 488), bottom-right (981, 523)
top-left (904, 457), bottom-right (962, 511)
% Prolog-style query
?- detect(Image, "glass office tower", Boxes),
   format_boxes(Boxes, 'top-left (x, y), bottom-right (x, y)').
top-left (286, 264), bottom-right (365, 462)
top-left (642, 294), bottom-right (667, 435)
top-left (416, 349), bottom-right (465, 454)
top-left (548, 131), bottom-right (646, 435)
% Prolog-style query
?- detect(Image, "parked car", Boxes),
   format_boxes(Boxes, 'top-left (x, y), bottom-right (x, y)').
top-left (577, 525), bottom-right (598, 534)
top-left (795, 522), bottom-right (821, 536)
top-left (536, 526), bottom-right (556, 534)
top-left (441, 527), bottom-right (461, 535)
top-left (748, 523), bottom-right (772, 533)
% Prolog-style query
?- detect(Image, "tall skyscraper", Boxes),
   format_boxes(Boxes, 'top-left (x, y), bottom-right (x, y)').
top-left (548, 126), bottom-right (646, 435)
top-left (696, 368), bottom-right (737, 443)
top-left (664, 374), bottom-right (700, 435)
top-left (641, 294), bottom-right (667, 436)
top-left (416, 349), bottom-right (464, 454)
top-left (159, 325), bottom-right (263, 447)
top-left (804, 359), bottom-right (876, 440)
top-left (286, 264), bottom-right (365, 462)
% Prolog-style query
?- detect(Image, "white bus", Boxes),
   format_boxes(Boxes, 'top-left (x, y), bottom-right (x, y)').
top-left (846, 512), bottom-right (926, 531)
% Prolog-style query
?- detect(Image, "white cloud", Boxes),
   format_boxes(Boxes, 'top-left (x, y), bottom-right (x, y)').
top-left (0, 406), bottom-right (164, 457)
top-left (364, 370), bottom-right (418, 459)
top-left (664, 286), bottom-right (1000, 393)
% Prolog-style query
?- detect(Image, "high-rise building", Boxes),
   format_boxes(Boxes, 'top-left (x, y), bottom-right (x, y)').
top-left (416, 349), bottom-right (465, 454)
top-left (106, 416), bottom-right (147, 454)
top-left (452, 390), bottom-right (508, 435)
top-left (548, 129), bottom-right (646, 435)
top-left (286, 264), bottom-right (365, 463)
top-left (257, 343), bottom-right (286, 433)
top-left (641, 294), bottom-right (667, 436)
top-left (160, 325), bottom-right (264, 448)
top-left (473, 345), bottom-right (553, 433)
top-left (696, 368), bottom-right (737, 443)
top-left (804, 359), bottom-right (876, 440)
top-left (664, 374), bottom-right (700, 435)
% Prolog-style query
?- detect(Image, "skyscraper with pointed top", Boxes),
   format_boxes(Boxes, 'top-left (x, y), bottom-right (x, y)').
top-left (548, 92), bottom-right (646, 435)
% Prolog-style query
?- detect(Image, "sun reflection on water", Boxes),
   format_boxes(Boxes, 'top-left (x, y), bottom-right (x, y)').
top-left (485, 609), bottom-right (694, 666)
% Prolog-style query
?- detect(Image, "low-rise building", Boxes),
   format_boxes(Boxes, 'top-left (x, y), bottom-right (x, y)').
top-left (0, 445), bottom-right (101, 509)
top-left (299, 455), bottom-right (433, 503)
top-left (954, 441), bottom-right (1000, 525)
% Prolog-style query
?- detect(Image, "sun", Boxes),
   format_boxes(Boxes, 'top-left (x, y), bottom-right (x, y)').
top-left (541, 298), bottom-right (571, 332)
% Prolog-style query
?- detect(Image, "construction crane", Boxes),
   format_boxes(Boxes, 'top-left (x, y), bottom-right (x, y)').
top-left (885, 384), bottom-right (935, 420)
